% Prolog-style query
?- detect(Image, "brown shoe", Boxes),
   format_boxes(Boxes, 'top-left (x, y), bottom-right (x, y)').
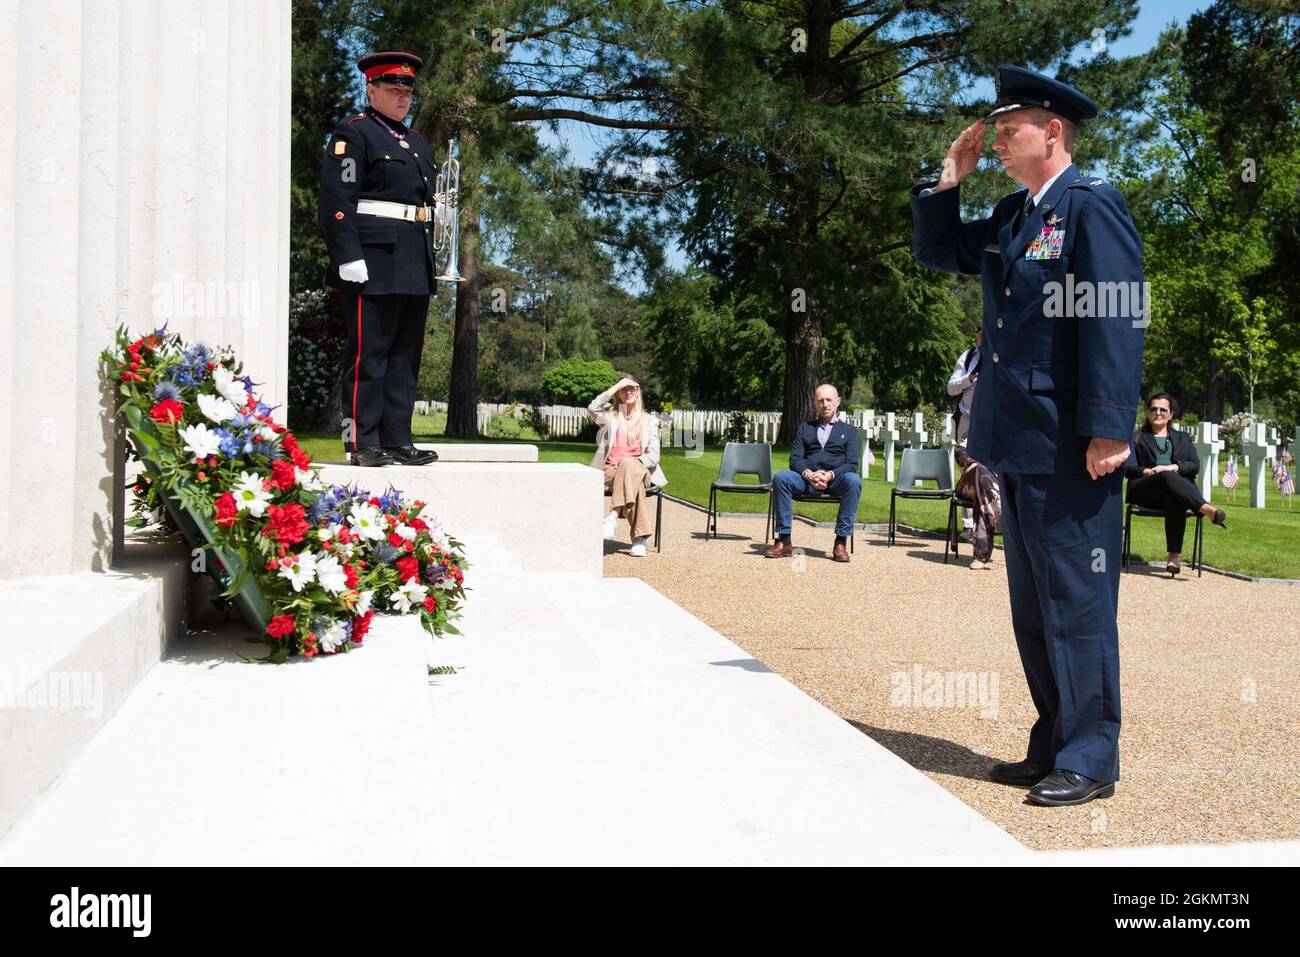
top-left (832, 542), bottom-right (850, 563)
top-left (765, 541), bottom-right (794, 558)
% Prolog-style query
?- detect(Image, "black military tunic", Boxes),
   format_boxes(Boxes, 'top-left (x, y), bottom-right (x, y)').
top-left (317, 106), bottom-right (442, 451)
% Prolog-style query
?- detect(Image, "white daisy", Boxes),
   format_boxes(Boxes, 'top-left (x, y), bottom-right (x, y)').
top-left (347, 503), bottom-right (385, 542)
top-left (278, 550), bottom-right (317, 592)
top-left (232, 471), bottom-right (273, 517)
top-left (317, 619), bottom-right (348, 653)
top-left (356, 590), bottom-right (374, 616)
top-left (212, 365), bottom-right (249, 406)
top-left (179, 422), bottom-right (222, 459)
top-left (388, 579), bottom-right (428, 614)
top-left (197, 392), bottom-right (238, 424)
top-left (315, 554), bottom-right (348, 594)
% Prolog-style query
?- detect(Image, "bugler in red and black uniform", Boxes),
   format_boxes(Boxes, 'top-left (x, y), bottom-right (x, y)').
top-left (317, 50), bottom-right (441, 467)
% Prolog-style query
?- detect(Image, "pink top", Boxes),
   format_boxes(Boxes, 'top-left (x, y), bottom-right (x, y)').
top-left (604, 420), bottom-right (642, 469)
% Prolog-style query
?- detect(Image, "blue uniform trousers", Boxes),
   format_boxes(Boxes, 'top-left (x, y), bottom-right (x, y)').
top-left (998, 469), bottom-right (1123, 783)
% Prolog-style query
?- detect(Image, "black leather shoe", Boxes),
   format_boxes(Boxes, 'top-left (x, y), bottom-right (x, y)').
top-left (384, 445), bottom-right (439, 466)
top-left (1026, 769), bottom-right (1115, 806)
top-left (989, 759), bottom-right (1050, 787)
top-left (350, 446), bottom-right (395, 467)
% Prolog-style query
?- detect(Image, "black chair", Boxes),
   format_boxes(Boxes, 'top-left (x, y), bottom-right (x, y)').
top-left (888, 448), bottom-right (954, 546)
top-left (1122, 502), bottom-right (1203, 577)
top-left (605, 483), bottom-right (664, 553)
top-left (788, 489), bottom-right (856, 552)
top-left (706, 442), bottom-right (775, 541)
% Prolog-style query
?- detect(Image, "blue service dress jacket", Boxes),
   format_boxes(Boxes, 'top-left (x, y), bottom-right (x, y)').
top-left (910, 164), bottom-right (1145, 475)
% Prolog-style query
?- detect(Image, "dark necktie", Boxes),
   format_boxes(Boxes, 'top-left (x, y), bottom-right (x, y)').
top-left (1016, 195), bottom-right (1035, 233)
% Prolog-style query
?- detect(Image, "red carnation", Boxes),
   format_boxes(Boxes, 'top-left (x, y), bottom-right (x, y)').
top-left (336, 526), bottom-right (352, 545)
top-left (266, 614), bottom-right (296, 639)
top-left (214, 492), bottom-right (239, 527)
top-left (270, 459), bottom-right (298, 491)
top-left (387, 531), bottom-right (405, 549)
top-left (396, 556), bottom-right (420, 582)
top-left (280, 432), bottom-right (312, 470)
top-left (262, 503), bottom-right (309, 546)
top-left (343, 563), bottom-right (359, 589)
top-left (422, 596), bottom-right (438, 613)
top-left (352, 611), bottom-right (374, 645)
top-left (149, 398), bottom-right (184, 424)
top-left (410, 518), bottom-right (429, 533)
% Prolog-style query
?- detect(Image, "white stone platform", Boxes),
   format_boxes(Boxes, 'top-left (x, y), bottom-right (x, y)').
top-left (0, 534), bottom-right (1027, 865)
top-left (412, 443), bottom-right (538, 462)
top-left (313, 462), bottom-right (601, 577)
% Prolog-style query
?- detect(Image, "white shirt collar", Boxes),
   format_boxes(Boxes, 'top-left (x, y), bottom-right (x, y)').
top-left (1029, 165), bottom-right (1070, 208)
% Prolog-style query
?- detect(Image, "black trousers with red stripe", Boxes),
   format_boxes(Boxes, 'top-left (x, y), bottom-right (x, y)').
top-left (339, 290), bottom-right (430, 452)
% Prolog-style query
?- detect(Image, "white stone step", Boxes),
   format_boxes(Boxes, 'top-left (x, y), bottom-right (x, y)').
top-left (0, 542), bottom-right (192, 840)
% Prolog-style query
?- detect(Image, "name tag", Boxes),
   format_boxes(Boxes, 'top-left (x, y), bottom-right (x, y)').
top-left (1025, 227), bottom-right (1064, 261)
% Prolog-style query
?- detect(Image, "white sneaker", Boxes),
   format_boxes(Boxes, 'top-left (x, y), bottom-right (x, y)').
top-left (602, 512), bottom-right (619, 540)
top-left (970, 558), bottom-right (991, 570)
top-left (630, 537), bottom-right (647, 557)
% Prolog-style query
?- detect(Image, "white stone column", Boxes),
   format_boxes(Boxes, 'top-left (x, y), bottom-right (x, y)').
top-left (0, 0), bottom-right (291, 580)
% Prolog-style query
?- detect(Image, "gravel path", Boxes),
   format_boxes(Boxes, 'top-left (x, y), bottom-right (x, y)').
top-left (603, 499), bottom-right (1300, 851)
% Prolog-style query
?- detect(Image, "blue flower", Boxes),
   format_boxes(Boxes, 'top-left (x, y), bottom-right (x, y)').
top-left (252, 439), bottom-right (282, 461)
top-left (378, 543), bottom-right (400, 563)
top-left (151, 380), bottom-right (182, 402)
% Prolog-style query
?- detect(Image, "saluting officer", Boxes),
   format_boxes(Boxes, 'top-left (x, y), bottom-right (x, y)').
top-left (911, 66), bottom-right (1145, 806)
top-left (318, 50), bottom-right (440, 467)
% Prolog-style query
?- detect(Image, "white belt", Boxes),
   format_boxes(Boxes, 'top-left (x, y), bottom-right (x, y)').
top-left (356, 199), bottom-right (433, 223)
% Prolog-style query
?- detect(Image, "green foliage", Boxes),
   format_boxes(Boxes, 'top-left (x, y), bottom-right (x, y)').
top-left (541, 357), bottom-right (619, 406)
top-left (287, 289), bottom-right (347, 430)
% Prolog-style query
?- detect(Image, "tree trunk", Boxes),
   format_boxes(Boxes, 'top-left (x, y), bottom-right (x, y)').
top-left (1205, 354), bottom-right (1227, 422)
top-left (777, 4), bottom-right (831, 445)
top-left (445, 206), bottom-right (481, 438)
top-left (780, 308), bottom-right (821, 443)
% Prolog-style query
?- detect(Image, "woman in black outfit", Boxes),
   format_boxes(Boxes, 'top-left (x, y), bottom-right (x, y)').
top-left (1124, 392), bottom-right (1227, 576)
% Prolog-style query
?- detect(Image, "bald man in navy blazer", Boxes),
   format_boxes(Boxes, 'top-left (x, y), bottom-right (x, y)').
top-left (910, 67), bottom-right (1146, 806)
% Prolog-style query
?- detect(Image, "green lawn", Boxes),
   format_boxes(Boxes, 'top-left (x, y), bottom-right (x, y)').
top-left (296, 414), bottom-right (1300, 580)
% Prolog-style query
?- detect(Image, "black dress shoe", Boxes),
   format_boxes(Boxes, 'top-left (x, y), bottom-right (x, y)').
top-left (1026, 769), bottom-right (1115, 806)
top-left (384, 445), bottom-right (439, 466)
top-left (350, 446), bottom-right (395, 467)
top-left (989, 759), bottom-right (1050, 787)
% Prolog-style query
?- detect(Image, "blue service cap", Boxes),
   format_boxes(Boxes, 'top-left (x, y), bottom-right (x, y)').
top-left (983, 65), bottom-right (1098, 125)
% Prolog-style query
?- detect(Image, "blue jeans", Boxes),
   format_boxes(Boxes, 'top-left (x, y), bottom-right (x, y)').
top-left (772, 469), bottom-right (862, 538)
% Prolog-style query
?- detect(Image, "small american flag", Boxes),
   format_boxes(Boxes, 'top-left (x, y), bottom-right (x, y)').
top-left (1223, 456), bottom-right (1239, 489)
top-left (1275, 463), bottom-right (1294, 496)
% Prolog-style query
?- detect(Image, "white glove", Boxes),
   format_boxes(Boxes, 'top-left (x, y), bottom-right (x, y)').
top-left (339, 259), bottom-right (369, 283)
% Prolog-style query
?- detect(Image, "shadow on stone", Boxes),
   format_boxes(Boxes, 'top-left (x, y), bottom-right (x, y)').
top-left (848, 720), bottom-right (1004, 783)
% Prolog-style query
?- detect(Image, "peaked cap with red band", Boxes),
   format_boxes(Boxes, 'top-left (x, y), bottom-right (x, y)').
top-left (358, 51), bottom-right (423, 87)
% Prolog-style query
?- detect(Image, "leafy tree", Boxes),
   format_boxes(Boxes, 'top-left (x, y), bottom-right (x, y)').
top-left (541, 357), bottom-right (620, 405)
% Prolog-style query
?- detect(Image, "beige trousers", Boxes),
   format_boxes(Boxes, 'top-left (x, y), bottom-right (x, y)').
top-left (604, 458), bottom-right (655, 540)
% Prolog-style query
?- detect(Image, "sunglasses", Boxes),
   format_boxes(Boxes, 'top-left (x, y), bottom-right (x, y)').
top-left (1148, 406), bottom-right (1170, 414)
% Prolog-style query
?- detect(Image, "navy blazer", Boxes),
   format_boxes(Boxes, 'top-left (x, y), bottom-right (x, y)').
top-left (910, 164), bottom-right (1146, 475)
top-left (790, 420), bottom-right (860, 476)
